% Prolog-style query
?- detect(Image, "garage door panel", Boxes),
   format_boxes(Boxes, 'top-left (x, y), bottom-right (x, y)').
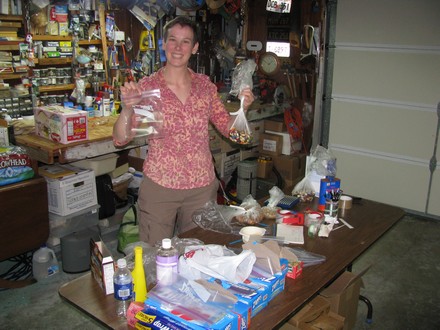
top-left (333, 50), bottom-right (440, 105)
top-left (336, 0), bottom-right (440, 47)
top-left (332, 150), bottom-right (428, 213)
top-left (329, 100), bottom-right (436, 160)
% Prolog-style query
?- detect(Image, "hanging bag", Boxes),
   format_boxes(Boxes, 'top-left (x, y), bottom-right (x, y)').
top-left (117, 203), bottom-right (139, 254)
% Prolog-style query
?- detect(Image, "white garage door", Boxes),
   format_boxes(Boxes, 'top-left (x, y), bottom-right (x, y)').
top-left (327, 0), bottom-right (440, 216)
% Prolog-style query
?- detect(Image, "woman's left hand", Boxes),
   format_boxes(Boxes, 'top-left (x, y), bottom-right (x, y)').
top-left (239, 87), bottom-right (255, 111)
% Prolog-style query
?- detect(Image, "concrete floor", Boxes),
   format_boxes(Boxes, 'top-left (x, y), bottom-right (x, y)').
top-left (0, 214), bottom-right (439, 329)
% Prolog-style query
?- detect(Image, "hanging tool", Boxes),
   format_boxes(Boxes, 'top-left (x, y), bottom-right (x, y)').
top-left (98, 2), bottom-right (109, 82)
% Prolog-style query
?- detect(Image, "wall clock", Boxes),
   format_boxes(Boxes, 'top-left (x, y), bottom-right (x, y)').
top-left (258, 52), bottom-right (281, 76)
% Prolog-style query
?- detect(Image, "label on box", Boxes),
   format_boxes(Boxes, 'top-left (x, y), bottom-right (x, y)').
top-left (262, 138), bottom-right (277, 152)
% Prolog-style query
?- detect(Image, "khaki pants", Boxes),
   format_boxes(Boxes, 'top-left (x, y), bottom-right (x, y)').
top-left (137, 176), bottom-right (218, 246)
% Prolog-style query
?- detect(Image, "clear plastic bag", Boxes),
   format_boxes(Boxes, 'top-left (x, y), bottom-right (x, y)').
top-left (262, 186), bottom-right (285, 219)
top-left (292, 174), bottom-right (316, 202)
top-left (121, 88), bottom-right (164, 139)
top-left (228, 97), bottom-right (252, 144)
top-left (228, 59), bottom-right (257, 145)
top-left (308, 145), bottom-right (337, 177)
top-left (229, 59), bottom-right (257, 97)
top-left (234, 194), bottom-right (264, 225)
top-left (192, 200), bottom-right (245, 234)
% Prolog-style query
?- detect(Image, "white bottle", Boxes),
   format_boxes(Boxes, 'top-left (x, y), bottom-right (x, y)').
top-left (32, 245), bottom-right (59, 281)
top-left (156, 238), bottom-right (179, 285)
top-left (113, 258), bottom-right (133, 318)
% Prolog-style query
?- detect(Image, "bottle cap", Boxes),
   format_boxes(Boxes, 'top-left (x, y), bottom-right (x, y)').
top-left (117, 258), bottom-right (127, 268)
top-left (162, 238), bottom-right (171, 249)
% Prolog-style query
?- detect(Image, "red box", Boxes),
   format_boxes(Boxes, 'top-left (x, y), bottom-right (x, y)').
top-left (286, 261), bottom-right (303, 279)
top-left (34, 106), bottom-right (88, 144)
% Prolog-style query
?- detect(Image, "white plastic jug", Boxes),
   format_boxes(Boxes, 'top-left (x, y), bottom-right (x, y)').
top-left (32, 245), bottom-right (59, 281)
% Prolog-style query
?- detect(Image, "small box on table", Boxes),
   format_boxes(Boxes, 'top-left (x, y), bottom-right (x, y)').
top-left (90, 239), bottom-right (115, 295)
top-left (34, 105), bottom-right (88, 144)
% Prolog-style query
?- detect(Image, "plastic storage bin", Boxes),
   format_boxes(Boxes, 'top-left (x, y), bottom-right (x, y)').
top-left (71, 153), bottom-right (119, 176)
top-left (49, 204), bottom-right (100, 240)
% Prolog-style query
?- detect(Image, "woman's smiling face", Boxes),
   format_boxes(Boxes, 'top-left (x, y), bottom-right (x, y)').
top-left (163, 24), bottom-right (199, 67)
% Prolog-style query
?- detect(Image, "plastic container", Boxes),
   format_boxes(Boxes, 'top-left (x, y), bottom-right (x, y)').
top-left (70, 153), bottom-right (119, 176)
top-left (32, 245), bottom-right (59, 281)
top-left (113, 258), bottom-right (133, 318)
top-left (49, 204), bottom-right (100, 239)
top-left (156, 238), bottom-right (179, 285)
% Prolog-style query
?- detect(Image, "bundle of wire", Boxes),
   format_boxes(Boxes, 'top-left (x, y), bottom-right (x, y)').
top-left (0, 252), bottom-right (33, 290)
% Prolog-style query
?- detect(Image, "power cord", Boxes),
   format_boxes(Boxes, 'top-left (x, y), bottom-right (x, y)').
top-left (0, 251), bottom-right (33, 290)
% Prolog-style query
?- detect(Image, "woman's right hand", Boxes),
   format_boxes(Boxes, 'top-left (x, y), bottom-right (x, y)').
top-left (120, 81), bottom-right (142, 111)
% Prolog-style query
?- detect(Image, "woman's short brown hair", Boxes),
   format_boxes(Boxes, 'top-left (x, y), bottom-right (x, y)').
top-left (163, 16), bottom-right (200, 45)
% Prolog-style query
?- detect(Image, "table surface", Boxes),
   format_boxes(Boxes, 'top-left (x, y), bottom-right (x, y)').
top-left (59, 198), bottom-right (405, 329)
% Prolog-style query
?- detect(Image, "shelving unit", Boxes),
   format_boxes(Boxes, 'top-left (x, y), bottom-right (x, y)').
top-left (0, 13), bottom-right (32, 118)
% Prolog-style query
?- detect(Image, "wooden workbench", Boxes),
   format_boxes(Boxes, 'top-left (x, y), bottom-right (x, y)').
top-left (15, 116), bottom-right (147, 164)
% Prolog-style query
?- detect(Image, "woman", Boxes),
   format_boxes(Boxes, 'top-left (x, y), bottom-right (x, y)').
top-left (113, 16), bottom-right (255, 246)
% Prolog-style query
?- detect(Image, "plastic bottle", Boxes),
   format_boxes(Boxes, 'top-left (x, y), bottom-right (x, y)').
top-left (131, 246), bottom-right (147, 302)
top-left (113, 258), bottom-right (133, 318)
top-left (32, 245), bottom-right (59, 281)
top-left (156, 238), bottom-right (179, 285)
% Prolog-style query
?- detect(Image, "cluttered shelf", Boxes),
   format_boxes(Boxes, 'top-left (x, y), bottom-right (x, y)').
top-left (14, 116), bottom-right (146, 164)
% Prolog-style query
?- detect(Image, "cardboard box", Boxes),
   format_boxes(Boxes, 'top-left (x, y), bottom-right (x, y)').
top-left (248, 120), bottom-right (264, 146)
top-left (288, 295), bottom-right (331, 328)
top-left (221, 149), bottom-right (241, 179)
top-left (43, 165), bottom-right (97, 216)
top-left (259, 132), bottom-right (283, 156)
top-left (240, 145), bottom-right (259, 161)
top-left (90, 239), bottom-right (115, 295)
top-left (34, 105), bottom-right (88, 144)
top-left (257, 157), bottom-right (273, 179)
top-left (266, 130), bottom-right (302, 155)
top-left (264, 117), bottom-right (287, 132)
top-left (304, 311), bottom-right (345, 330)
top-left (279, 323), bottom-right (301, 330)
top-left (319, 267), bottom-right (370, 330)
top-left (273, 153), bottom-right (307, 181)
top-left (145, 288), bottom-right (239, 329)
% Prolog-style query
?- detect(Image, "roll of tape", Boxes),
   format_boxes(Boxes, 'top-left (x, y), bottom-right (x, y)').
top-left (339, 195), bottom-right (353, 210)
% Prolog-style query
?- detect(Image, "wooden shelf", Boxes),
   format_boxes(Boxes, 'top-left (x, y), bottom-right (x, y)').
top-left (35, 57), bottom-right (72, 65)
top-left (0, 21), bottom-right (21, 28)
top-left (78, 40), bottom-right (103, 45)
top-left (32, 35), bottom-right (72, 41)
top-left (0, 41), bottom-right (23, 50)
top-left (38, 83), bottom-right (92, 92)
top-left (0, 15), bottom-right (23, 21)
top-left (0, 72), bottom-right (27, 80)
top-left (32, 35), bottom-right (103, 45)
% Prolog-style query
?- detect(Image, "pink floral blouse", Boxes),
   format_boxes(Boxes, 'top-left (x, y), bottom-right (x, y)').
top-left (116, 68), bottom-right (230, 189)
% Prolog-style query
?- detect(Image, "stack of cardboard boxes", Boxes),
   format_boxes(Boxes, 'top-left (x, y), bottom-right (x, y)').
top-left (256, 116), bottom-right (306, 195)
top-left (209, 116), bottom-right (306, 196)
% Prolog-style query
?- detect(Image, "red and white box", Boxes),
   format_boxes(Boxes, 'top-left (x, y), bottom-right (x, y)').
top-left (34, 106), bottom-right (88, 144)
